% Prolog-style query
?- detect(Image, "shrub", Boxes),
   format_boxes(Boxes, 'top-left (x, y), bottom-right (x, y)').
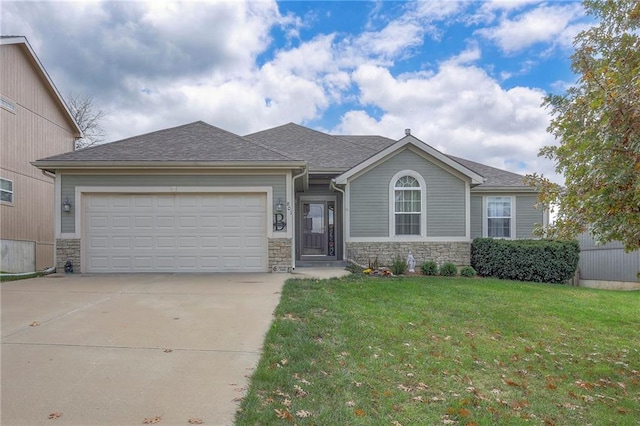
top-left (439, 262), bottom-right (458, 277)
top-left (470, 238), bottom-right (579, 283)
top-left (390, 256), bottom-right (407, 275)
top-left (345, 261), bottom-right (363, 274)
top-left (460, 266), bottom-right (476, 278)
top-left (420, 261), bottom-right (438, 276)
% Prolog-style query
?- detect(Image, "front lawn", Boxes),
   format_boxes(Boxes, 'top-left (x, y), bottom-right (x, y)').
top-left (236, 275), bottom-right (639, 425)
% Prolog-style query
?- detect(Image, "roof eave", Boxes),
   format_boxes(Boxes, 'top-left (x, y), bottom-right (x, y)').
top-left (471, 185), bottom-right (537, 193)
top-left (31, 160), bottom-right (308, 172)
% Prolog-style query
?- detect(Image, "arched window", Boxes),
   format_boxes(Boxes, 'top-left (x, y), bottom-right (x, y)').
top-left (393, 175), bottom-right (421, 235)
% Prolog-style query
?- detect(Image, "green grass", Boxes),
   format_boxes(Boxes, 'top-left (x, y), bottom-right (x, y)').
top-left (236, 275), bottom-right (640, 425)
top-left (0, 272), bottom-right (43, 282)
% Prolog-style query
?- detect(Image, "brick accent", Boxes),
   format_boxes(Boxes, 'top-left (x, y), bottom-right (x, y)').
top-left (56, 238), bottom-right (81, 273)
top-left (268, 238), bottom-right (292, 272)
top-left (346, 241), bottom-right (470, 267)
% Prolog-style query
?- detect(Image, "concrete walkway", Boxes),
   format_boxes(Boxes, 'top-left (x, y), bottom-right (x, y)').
top-left (1, 273), bottom-right (291, 426)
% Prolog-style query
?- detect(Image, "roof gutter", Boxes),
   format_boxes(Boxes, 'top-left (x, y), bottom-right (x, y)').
top-left (471, 186), bottom-right (538, 193)
top-left (31, 160), bottom-right (308, 172)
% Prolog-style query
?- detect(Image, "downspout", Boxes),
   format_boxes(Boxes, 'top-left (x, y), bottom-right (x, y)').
top-left (330, 180), bottom-right (346, 263)
top-left (290, 167), bottom-right (308, 270)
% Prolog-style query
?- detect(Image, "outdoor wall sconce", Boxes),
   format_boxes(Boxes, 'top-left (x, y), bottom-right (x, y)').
top-left (63, 197), bottom-right (72, 212)
top-left (274, 198), bottom-right (286, 231)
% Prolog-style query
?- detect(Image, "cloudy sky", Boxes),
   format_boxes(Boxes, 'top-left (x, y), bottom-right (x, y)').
top-left (2, 0), bottom-right (592, 183)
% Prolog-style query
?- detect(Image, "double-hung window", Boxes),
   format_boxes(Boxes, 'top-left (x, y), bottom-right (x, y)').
top-left (486, 196), bottom-right (512, 238)
top-left (394, 175), bottom-right (421, 236)
top-left (0, 178), bottom-right (13, 204)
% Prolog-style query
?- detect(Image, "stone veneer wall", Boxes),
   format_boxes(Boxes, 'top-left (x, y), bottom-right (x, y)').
top-left (56, 239), bottom-right (81, 273)
top-left (346, 241), bottom-right (470, 267)
top-left (268, 238), bottom-right (292, 272)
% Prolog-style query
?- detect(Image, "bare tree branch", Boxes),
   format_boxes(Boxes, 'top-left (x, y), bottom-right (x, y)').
top-left (66, 93), bottom-right (107, 149)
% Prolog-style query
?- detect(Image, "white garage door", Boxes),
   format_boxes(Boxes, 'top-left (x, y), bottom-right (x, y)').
top-left (84, 193), bottom-right (267, 273)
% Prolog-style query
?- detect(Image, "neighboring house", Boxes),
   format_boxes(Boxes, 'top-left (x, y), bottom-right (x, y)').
top-left (1, 36), bottom-right (82, 273)
top-left (33, 121), bottom-right (547, 274)
top-left (577, 233), bottom-right (640, 290)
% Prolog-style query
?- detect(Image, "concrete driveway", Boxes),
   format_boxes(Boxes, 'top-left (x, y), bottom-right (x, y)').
top-left (1, 273), bottom-right (289, 426)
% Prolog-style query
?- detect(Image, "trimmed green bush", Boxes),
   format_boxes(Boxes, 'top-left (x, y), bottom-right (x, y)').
top-left (420, 261), bottom-right (438, 276)
top-left (471, 238), bottom-right (579, 283)
top-left (439, 262), bottom-right (458, 277)
top-left (460, 266), bottom-right (476, 278)
top-left (391, 256), bottom-right (407, 275)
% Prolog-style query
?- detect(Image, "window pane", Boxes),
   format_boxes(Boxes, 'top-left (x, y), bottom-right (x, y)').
top-left (395, 190), bottom-right (420, 213)
top-left (0, 179), bottom-right (12, 191)
top-left (487, 197), bottom-right (510, 217)
top-left (395, 176), bottom-right (419, 188)
top-left (0, 191), bottom-right (12, 202)
top-left (396, 213), bottom-right (420, 235)
top-left (488, 218), bottom-right (510, 238)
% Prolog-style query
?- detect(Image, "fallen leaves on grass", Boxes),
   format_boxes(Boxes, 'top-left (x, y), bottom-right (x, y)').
top-left (295, 410), bottom-right (312, 418)
top-left (274, 408), bottom-right (293, 420)
top-left (293, 384), bottom-right (308, 398)
top-left (354, 408), bottom-right (365, 417)
top-left (47, 412), bottom-right (62, 419)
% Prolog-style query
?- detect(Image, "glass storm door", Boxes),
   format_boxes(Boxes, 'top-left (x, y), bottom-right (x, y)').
top-left (300, 199), bottom-right (336, 260)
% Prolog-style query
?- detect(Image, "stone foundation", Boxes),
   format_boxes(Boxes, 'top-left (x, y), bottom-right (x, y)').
top-left (346, 241), bottom-right (470, 267)
top-left (56, 238), bottom-right (81, 273)
top-left (55, 237), bottom-right (294, 273)
top-left (268, 238), bottom-right (292, 272)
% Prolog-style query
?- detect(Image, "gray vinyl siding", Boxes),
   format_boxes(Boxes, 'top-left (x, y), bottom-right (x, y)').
top-left (515, 195), bottom-right (543, 238)
top-left (60, 174), bottom-right (286, 234)
top-left (349, 148), bottom-right (467, 238)
top-left (578, 233), bottom-right (640, 282)
top-left (470, 195), bottom-right (482, 239)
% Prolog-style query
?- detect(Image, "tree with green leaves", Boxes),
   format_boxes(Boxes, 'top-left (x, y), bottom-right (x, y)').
top-left (525, 0), bottom-right (640, 252)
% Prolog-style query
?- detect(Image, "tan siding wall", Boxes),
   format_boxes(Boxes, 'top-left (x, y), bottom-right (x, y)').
top-left (1, 42), bottom-right (77, 270)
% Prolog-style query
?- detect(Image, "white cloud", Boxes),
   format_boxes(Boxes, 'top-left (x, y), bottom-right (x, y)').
top-left (477, 3), bottom-right (585, 54)
top-left (336, 57), bottom-right (560, 183)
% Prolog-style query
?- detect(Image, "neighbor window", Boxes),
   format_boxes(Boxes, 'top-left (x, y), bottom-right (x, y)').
top-left (486, 196), bottom-right (511, 238)
top-left (1, 178), bottom-right (13, 203)
top-left (394, 175), bottom-right (421, 235)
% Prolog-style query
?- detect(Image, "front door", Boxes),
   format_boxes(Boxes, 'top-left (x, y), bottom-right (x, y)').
top-left (299, 197), bottom-right (337, 261)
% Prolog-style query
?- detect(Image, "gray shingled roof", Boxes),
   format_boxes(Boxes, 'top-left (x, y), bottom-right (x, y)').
top-left (38, 121), bottom-right (296, 163)
top-left (448, 156), bottom-right (528, 188)
top-left (245, 123), bottom-right (388, 171)
top-left (35, 120), bottom-right (531, 189)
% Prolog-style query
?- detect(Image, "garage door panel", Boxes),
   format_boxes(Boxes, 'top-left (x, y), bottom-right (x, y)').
top-left (85, 193), bottom-right (267, 273)
top-left (111, 216), bottom-right (131, 228)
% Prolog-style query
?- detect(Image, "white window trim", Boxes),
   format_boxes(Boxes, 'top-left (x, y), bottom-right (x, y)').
top-left (0, 177), bottom-right (14, 205)
top-left (483, 195), bottom-right (516, 239)
top-left (388, 170), bottom-right (427, 240)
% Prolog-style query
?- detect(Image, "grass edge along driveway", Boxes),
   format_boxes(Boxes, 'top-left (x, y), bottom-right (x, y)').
top-left (236, 275), bottom-right (639, 425)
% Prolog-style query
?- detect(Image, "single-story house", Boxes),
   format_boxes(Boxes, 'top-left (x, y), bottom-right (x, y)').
top-left (33, 121), bottom-right (548, 273)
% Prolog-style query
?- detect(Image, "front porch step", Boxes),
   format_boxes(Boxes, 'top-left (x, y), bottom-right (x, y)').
top-left (295, 260), bottom-right (346, 268)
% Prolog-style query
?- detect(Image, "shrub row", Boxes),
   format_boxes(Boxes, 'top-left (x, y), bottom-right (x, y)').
top-left (470, 238), bottom-right (579, 283)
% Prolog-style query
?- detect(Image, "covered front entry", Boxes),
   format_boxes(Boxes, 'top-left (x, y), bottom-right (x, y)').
top-left (84, 193), bottom-right (267, 273)
top-left (298, 195), bottom-right (337, 261)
